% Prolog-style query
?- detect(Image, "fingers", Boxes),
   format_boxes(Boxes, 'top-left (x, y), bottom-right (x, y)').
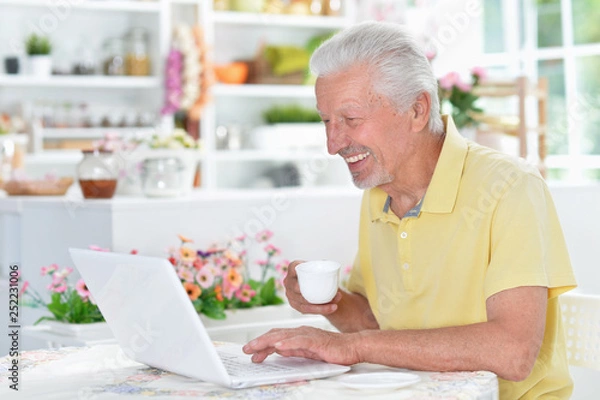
top-left (242, 327), bottom-right (318, 362)
top-left (285, 260), bottom-right (342, 316)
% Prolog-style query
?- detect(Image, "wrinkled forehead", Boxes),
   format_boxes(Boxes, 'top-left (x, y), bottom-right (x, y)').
top-left (315, 70), bottom-right (388, 114)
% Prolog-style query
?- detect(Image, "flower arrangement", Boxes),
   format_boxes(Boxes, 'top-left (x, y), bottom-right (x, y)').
top-left (146, 128), bottom-right (201, 150)
top-left (169, 230), bottom-right (288, 320)
top-left (438, 66), bottom-right (487, 129)
top-left (21, 263), bottom-right (104, 325)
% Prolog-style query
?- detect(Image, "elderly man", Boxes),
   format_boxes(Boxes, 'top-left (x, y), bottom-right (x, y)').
top-left (243, 22), bottom-right (576, 399)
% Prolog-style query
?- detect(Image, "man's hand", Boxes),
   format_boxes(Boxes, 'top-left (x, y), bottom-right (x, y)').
top-left (285, 260), bottom-right (342, 315)
top-left (242, 326), bottom-right (361, 365)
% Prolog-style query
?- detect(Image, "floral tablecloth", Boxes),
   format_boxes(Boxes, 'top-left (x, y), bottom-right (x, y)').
top-left (0, 345), bottom-right (498, 399)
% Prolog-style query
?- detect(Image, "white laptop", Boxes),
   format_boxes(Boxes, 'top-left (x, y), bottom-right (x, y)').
top-left (69, 248), bottom-right (350, 388)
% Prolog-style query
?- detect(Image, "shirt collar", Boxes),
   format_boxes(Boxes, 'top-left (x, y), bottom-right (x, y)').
top-left (368, 115), bottom-right (468, 221)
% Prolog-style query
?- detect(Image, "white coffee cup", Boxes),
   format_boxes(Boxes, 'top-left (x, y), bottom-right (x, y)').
top-left (296, 260), bottom-right (341, 304)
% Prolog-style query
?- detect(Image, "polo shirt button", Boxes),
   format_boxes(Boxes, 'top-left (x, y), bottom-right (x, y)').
top-left (403, 263), bottom-right (410, 270)
top-left (400, 232), bottom-right (408, 239)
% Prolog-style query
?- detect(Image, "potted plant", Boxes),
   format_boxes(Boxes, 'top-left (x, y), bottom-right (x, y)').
top-left (169, 230), bottom-right (288, 322)
top-left (25, 33), bottom-right (53, 77)
top-left (250, 104), bottom-right (326, 150)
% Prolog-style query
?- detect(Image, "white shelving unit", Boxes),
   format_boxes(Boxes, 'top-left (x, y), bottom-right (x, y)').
top-left (0, 0), bottom-right (357, 190)
top-left (0, 76), bottom-right (160, 88)
top-left (192, 2), bottom-right (356, 189)
top-left (0, 0), bottom-right (166, 173)
top-left (0, 0), bottom-right (161, 12)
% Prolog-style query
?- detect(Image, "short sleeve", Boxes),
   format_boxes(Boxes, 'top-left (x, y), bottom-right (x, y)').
top-left (483, 173), bottom-right (577, 300)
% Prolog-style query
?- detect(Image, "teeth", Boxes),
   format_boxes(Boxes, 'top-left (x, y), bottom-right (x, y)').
top-left (344, 152), bottom-right (370, 163)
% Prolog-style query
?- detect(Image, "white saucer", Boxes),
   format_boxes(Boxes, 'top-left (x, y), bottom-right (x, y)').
top-left (336, 371), bottom-right (421, 390)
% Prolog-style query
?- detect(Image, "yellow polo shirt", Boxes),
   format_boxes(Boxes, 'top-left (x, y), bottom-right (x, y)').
top-left (346, 116), bottom-right (577, 399)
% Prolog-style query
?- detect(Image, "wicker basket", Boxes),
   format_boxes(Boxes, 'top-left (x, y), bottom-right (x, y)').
top-left (3, 177), bottom-right (74, 196)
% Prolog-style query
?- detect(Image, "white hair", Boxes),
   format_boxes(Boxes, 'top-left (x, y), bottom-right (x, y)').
top-left (310, 21), bottom-right (444, 135)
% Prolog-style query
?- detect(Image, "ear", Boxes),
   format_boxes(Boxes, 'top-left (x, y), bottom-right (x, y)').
top-left (410, 92), bottom-right (431, 132)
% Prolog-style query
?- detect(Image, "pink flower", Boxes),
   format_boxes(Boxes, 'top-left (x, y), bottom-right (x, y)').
top-left (195, 268), bottom-right (214, 289)
top-left (177, 267), bottom-right (194, 283)
top-left (425, 50), bottom-right (437, 61)
top-left (255, 230), bottom-right (273, 242)
top-left (53, 284), bottom-right (67, 293)
top-left (455, 79), bottom-right (472, 92)
top-left (256, 260), bottom-right (268, 267)
top-left (471, 66), bottom-right (487, 80)
top-left (222, 280), bottom-right (237, 300)
top-left (234, 284), bottom-right (256, 303)
top-left (75, 279), bottom-right (91, 300)
top-left (343, 265), bottom-right (352, 275)
top-left (234, 234), bottom-right (247, 242)
top-left (41, 264), bottom-right (58, 276)
top-left (193, 258), bottom-right (205, 270)
top-left (275, 260), bottom-right (289, 275)
top-left (264, 244), bottom-right (280, 257)
top-left (20, 281), bottom-right (30, 296)
top-left (439, 71), bottom-right (459, 90)
top-left (89, 245), bottom-right (110, 252)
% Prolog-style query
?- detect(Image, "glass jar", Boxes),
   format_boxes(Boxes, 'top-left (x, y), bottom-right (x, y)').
top-left (125, 28), bottom-right (150, 76)
top-left (103, 38), bottom-right (125, 76)
top-left (77, 150), bottom-right (119, 199)
top-left (141, 157), bottom-right (184, 198)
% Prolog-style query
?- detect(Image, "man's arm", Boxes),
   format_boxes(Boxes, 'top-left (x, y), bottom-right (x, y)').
top-left (243, 285), bottom-right (547, 382)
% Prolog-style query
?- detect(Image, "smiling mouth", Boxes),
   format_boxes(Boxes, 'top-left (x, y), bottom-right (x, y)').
top-left (343, 151), bottom-right (370, 164)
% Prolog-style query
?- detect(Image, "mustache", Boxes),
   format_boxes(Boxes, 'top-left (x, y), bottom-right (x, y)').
top-left (338, 146), bottom-right (371, 157)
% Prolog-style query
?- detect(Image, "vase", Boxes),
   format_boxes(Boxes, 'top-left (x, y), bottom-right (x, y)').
top-left (28, 55), bottom-right (52, 77)
top-left (43, 320), bottom-right (113, 339)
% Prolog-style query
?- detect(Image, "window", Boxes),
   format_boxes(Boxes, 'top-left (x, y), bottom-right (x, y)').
top-left (482, 0), bottom-right (600, 183)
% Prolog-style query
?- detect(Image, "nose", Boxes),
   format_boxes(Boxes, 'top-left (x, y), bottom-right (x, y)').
top-left (326, 120), bottom-right (349, 156)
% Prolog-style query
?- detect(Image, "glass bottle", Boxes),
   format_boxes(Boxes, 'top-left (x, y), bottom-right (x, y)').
top-left (141, 157), bottom-right (184, 197)
top-left (125, 28), bottom-right (151, 76)
top-left (103, 38), bottom-right (125, 76)
top-left (77, 150), bottom-right (119, 199)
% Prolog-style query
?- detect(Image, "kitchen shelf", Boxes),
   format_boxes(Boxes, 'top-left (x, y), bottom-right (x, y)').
top-left (213, 11), bottom-right (349, 29)
top-left (41, 127), bottom-right (155, 140)
top-left (0, 76), bottom-right (161, 89)
top-left (0, 0), bottom-right (161, 13)
top-left (212, 84), bottom-right (315, 98)
top-left (213, 149), bottom-right (332, 162)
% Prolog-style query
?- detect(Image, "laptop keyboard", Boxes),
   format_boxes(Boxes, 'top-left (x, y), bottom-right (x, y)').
top-left (219, 352), bottom-right (295, 377)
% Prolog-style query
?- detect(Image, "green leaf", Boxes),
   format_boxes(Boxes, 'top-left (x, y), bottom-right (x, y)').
top-left (202, 297), bottom-right (226, 320)
top-left (259, 277), bottom-right (277, 305)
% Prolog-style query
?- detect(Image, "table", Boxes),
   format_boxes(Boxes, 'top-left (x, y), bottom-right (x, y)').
top-left (0, 344), bottom-right (498, 399)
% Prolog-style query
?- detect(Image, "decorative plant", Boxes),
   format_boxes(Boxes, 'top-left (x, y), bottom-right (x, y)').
top-left (263, 104), bottom-right (321, 124)
top-left (25, 34), bottom-right (52, 56)
top-left (169, 230), bottom-right (288, 320)
top-left (145, 128), bottom-right (201, 149)
top-left (438, 66), bottom-right (487, 129)
top-left (21, 263), bottom-right (104, 325)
